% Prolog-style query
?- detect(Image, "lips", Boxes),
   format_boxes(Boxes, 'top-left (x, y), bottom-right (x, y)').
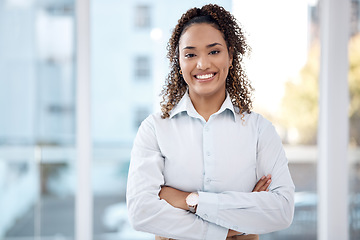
top-left (194, 73), bottom-right (216, 80)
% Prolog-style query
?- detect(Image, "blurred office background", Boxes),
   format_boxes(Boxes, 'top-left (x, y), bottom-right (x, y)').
top-left (0, 0), bottom-right (359, 239)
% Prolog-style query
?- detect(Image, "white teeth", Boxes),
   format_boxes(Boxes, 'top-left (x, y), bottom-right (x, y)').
top-left (196, 73), bottom-right (214, 79)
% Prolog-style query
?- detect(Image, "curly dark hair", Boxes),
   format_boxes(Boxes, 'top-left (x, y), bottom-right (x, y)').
top-left (160, 4), bottom-right (253, 119)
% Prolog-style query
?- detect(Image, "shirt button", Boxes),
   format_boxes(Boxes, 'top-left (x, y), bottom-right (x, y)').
top-left (206, 178), bottom-right (211, 183)
top-left (206, 151), bottom-right (211, 156)
top-left (203, 214), bottom-right (208, 219)
top-left (204, 126), bottom-right (209, 132)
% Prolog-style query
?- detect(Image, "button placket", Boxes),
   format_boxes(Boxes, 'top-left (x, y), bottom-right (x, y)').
top-left (203, 123), bottom-right (214, 190)
top-left (203, 124), bottom-right (210, 162)
top-left (203, 124), bottom-right (211, 160)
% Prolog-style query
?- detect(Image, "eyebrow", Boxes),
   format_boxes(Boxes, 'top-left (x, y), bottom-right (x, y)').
top-left (182, 42), bottom-right (223, 50)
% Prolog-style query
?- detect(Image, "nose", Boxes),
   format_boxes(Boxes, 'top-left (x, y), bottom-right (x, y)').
top-left (196, 56), bottom-right (211, 70)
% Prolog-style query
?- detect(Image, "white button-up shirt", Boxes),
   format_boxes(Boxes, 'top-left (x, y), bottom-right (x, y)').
top-left (126, 92), bottom-right (295, 240)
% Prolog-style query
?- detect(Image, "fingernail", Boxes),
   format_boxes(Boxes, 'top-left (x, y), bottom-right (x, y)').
top-left (261, 176), bottom-right (265, 180)
top-left (267, 179), bottom-right (271, 183)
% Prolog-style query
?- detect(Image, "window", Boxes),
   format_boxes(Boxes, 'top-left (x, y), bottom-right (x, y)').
top-left (37, 60), bottom-right (75, 145)
top-left (134, 5), bottom-right (151, 28)
top-left (134, 107), bottom-right (150, 129)
top-left (134, 56), bottom-right (151, 79)
top-left (0, 1), bottom-right (76, 239)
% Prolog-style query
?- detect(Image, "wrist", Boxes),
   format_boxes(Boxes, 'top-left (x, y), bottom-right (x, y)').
top-left (179, 191), bottom-right (191, 210)
top-left (185, 192), bottom-right (199, 213)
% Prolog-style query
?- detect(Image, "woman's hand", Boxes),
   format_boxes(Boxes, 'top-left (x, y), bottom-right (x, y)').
top-left (252, 174), bottom-right (272, 192)
top-left (228, 174), bottom-right (272, 237)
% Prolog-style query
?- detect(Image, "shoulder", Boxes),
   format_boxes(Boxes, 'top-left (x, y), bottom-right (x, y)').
top-left (134, 112), bottom-right (164, 144)
top-left (139, 112), bottom-right (159, 128)
top-left (139, 112), bottom-right (169, 131)
top-left (236, 111), bottom-right (272, 129)
top-left (144, 111), bottom-right (167, 124)
top-left (236, 112), bottom-right (279, 141)
top-left (246, 112), bottom-right (282, 144)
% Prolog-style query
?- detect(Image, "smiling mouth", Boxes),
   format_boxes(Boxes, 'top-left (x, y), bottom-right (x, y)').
top-left (194, 73), bottom-right (216, 80)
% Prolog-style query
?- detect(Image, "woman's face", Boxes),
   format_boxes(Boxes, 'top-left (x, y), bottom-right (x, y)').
top-left (179, 23), bottom-right (232, 100)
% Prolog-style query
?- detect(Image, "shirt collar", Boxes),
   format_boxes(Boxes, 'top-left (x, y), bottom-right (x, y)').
top-left (169, 91), bottom-right (236, 121)
top-left (169, 91), bottom-right (196, 119)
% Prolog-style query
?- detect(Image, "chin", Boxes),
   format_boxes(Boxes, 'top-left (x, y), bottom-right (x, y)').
top-left (192, 86), bottom-right (225, 98)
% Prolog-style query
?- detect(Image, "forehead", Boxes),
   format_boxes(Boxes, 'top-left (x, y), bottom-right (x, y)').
top-left (179, 23), bottom-right (226, 48)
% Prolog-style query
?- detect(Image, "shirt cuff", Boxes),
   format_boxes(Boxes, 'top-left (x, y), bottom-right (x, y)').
top-left (196, 191), bottom-right (219, 224)
top-left (205, 222), bottom-right (228, 240)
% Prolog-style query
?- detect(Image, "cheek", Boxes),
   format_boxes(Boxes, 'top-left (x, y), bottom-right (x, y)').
top-left (179, 59), bottom-right (188, 73)
top-left (182, 76), bottom-right (190, 86)
top-left (215, 56), bottom-right (230, 70)
top-left (180, 62), bottom-right (194, 80)
top-left (220, 62), bottom-right (230, 75)
top-left (179, 65), bottom-right (191, 85)
top-left (220, 66), bottom-right (230, 82)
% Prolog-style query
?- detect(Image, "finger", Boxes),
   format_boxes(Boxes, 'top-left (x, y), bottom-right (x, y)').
top-left (253, 175), bottom-right (270, 192)
top-left (257, 180), bottom-right (270, 191)
top-left (252, 176), bottom-right (266, 191)
top-left (254, 175), bottom-right (272, 192)
top-left (259, 175), bottom-right (272, 190)
top-left (261, 179), bottom-right (272, 191)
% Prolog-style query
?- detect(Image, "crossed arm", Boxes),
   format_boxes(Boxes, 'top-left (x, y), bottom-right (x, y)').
top-left (159, 175), bottom-right (272, 237)
top-left (128, 116), bottom-right (295, 239)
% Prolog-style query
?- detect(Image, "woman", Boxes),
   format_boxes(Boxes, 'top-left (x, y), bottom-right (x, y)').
top-left (126, 4), bottom-right (294, 240)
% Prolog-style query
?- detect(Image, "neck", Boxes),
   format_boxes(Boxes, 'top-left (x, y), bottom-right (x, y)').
top-left (189, 90), bottom-right (226, 121)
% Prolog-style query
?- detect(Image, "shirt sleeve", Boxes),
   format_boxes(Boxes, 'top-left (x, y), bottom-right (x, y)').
top-left (126, 116), bottom-right (228, 240)
top-left (195, 116), bottom-right (295, 234)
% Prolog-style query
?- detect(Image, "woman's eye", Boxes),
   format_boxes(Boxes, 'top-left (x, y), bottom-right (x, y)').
top-left (209, 50), bottom-right (220, 55)
top-left (185, 53), bottom-right (195, 58)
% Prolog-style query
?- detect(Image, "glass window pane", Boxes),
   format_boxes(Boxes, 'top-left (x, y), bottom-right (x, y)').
top-left (349, 1), bottom-right (360, 239)
top-left (233, 0), bottom-right (319, 239)
top-left (0, 0), bottom-right (76, 239)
